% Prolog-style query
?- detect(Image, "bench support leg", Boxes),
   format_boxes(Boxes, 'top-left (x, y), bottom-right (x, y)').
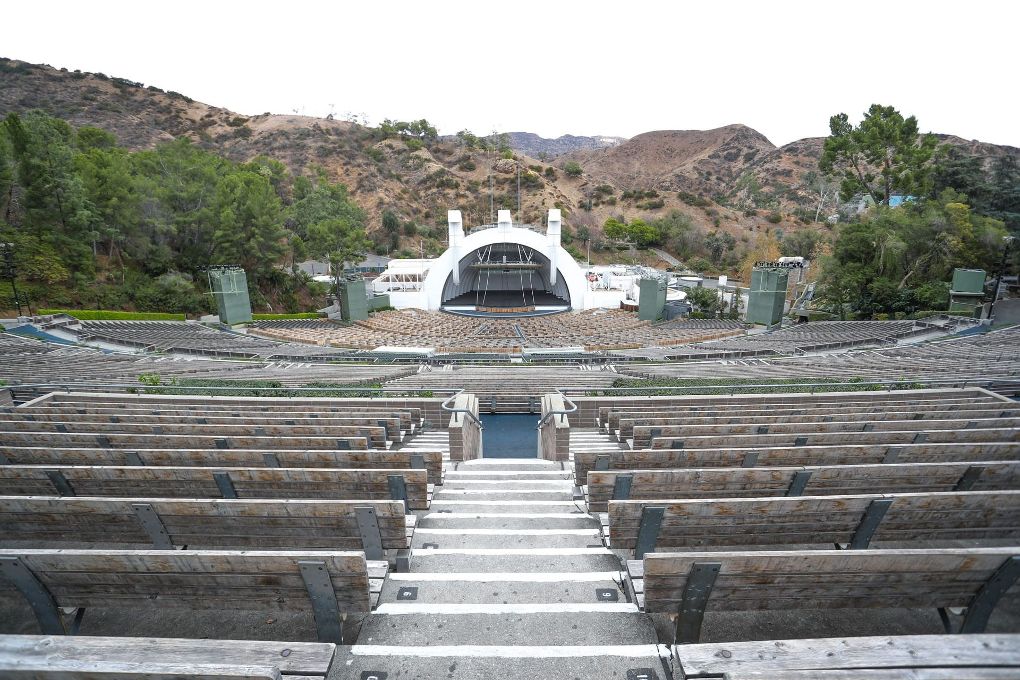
top-left (131, 503), bottom-right (175, 549)
top-left (634, 506), bottom-right (665, 560)
top-left (0, 556), bottom-right (65, 635)
top-left (298, 560), bottom-right (345, 644)
top-left (355, 506), bottom-right (385, 561)
top-left (847, 499), bottom-right (893, 549)
top-left (612, 474), bottom-right (633, 501)
top-left (675, 562), bottom-right (721, 644)
top-left (388, 474), bottom-right (409, 513)
top-left (959, 555), bottom-right (1020, 634)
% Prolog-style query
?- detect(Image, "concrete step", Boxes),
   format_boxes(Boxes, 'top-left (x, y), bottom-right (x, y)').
top-left (456, 460), bottom-right (563, 472)
top-left (380, 572), bottom-right (626, 604)
top-left (419, 512), bottom-right (598, 530)
top-left (433, 489), bottom-right (573, 502)
top-left (355, 610), bottom-right (655, 646)
top-left (410, 528), bottom-right (600, 549)
top-left (440, 479), bottom-right (574, 490)
top-left (428, 500), bottom-right (582, 513)
top-left (338, 645), bottom-right (670, 680)
top-left (443, 471), bottom-right (571, 481)
top-left (408, 547), bottom-right (621, 572)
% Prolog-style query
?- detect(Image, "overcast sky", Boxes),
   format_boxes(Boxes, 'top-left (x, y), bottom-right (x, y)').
top-left (4, 0), bottom-right (1018, 147)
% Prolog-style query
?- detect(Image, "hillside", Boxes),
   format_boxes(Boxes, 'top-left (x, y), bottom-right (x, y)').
top-left (2, 57), bottom-right (1018, 262)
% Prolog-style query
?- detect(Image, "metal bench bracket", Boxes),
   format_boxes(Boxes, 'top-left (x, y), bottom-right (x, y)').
top-left (45, 470), bottom-right (75, 497)
top-left (356, 506), bottom-right (385, 561)
top-left (612, 474), bottom-right (633, 501)
top-left (595, 455), bottom-right (610, 471)
top-left (132, 503), bottom-right (175, 549)
top-left (410, 454), bottom-right (425, 470)
top-left (124, 451), bottom-right (143, 466)
top-left (675, 561), bottom-right (721, 644)
top-left (388, 474), bottom-right (408, 512)
top-left (848, 498), bottom-right (893, 549)
top-left (298, 560), bottom-right (344, 644)
top-left (785, 470), bottom-right (812, 497)
top-left (954, 465), bottom-right (986, 492)
top-left (213, 472), bottom-right (238, 499)
top-left (882, 447), bottom-right (901, 464)
top-left (960, 555), bottom-right (1020, 634)
top-left (0, 556), bottom-right (64, 634)
top-left (741, 451), bottom-right (759, 468)
top-left (635, 506), bottom-right (665, 560)
top-left (262, 453), bottom-right (281, 468)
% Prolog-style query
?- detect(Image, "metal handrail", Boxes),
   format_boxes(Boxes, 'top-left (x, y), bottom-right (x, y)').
top-left (536, 389), bottom-right (578, 429)
top-left (558, 376), bottom-right (1020, 397)
top-left (440, 388), bottom-right (484, 429)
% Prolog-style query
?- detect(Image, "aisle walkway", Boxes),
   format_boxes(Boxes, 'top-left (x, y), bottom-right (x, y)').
top-left (340, 453), bottom-right (667, 679)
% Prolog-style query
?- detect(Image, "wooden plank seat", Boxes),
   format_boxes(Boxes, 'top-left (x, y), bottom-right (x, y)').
top-left (0, 466), bottom-right (432, 510)
top-left (672, 634), bottom-right (1020, 678)
top-left (0, 421), bottom-right (391, 449)
top-left (0, 549), bottom-right (386, 643)
top-left (5, 411), bottom-right (406, 441)
top-left (626, 547), bottom-right (1020, 643)
top-left (585, 462), bottom-right (1020, 512)
top-left (573, 441), bottom-right (1020, 483)
top-left (646, 426), bottom-right (1020, 450)
top-left (0, 496), bottom-right (414, 560)
top-left (614, 405), bottom-right (1020, 439)
top-left (607, 490), bottom-right (1020, 555)
top-left (0, 431), bottom-right (372, 452)
top-left (0, 447), bottom-right (444, 485)
top-left (631, 417), bottom-right (1020, 449)
top-left (0, 634), bottom-right (337, 679)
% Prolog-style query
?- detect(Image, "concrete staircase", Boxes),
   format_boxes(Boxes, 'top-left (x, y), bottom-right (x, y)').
top-left (340, 455), bottom-right (668, 678)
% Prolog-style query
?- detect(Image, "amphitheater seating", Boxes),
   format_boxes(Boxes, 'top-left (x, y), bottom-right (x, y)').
top-left (0, 549), bottom-right (384, 643)
top-left (626, 547), bottom-right (1020, 643)
top-left (0, 635), bottom-right (338, 679)
top-left (607, 490), bottom-right (1020, 554)
top-left (0, 496), bottom-right (414, 557)
top-left (248, 309), bottom-right (747, 351)
top-left (672, 634), bottom-right (1020, 678)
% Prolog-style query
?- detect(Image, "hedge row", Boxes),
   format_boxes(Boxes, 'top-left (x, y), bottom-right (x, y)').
top-left (251, 313), bottom-right (323, 320)
top-left (38, 309), bottom-right (187, 321)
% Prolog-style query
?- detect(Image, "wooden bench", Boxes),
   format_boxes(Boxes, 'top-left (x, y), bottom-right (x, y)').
top-left (0, 634), bottom-right (337, 679)
top-left (0, 447), bottom-right (444, 485)
top-left (672, 634), bottom-right (1020, 679)
top-left (0, 496), bottom-right (415, 561)
top-left (0, 549), bottom-right (386, 643)
top-left (646, 426), bottom-right (1020, 450)
top-left (0, 431), bottom-right (372, 452)
top-left (626, 548), bottom-right (1020, 643)
top-left (607, 490), bottom-right (1020, 556)
top-left (0, 466), bottom-right (433, 510)
top-left (585, 462), bottom-right (1020, 513)
top-left (573, 441), bottom-right (1020, 483)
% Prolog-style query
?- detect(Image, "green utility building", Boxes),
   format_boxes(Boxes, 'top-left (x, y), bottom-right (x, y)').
top-left (949, 268), bottom-right (986, 318)
top-left (339, 277), bottom-right (370, 322)
top-left (208, 267), bottom-right (253, 326)
top-left (638, 277), bottom-right (667, 321)
top-left (745, 266), bottom-right (789, 326)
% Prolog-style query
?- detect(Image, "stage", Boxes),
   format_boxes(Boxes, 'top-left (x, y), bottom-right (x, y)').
top-left (441, 290), bottom-right (571, 317)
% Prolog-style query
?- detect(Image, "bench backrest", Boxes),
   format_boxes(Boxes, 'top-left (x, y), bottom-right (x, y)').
top-left (634, 547), bottom-right (1020, 643)
top-left (587, 462), bottom-right (1020, 512)
top-left (0, 466), bottom-right (430, 510)
top-left (0, 496), bottom-right (409, 554)
top-left (0, 431), bottom-right (372, 451)
top-left (646, 427), bottom-right (1020, 449)
top-left (608, 490), bottom-right (1020, 553)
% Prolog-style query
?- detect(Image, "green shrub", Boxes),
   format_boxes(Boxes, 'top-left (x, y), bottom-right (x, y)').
top-left (39, 309), bottom-right (187, 321)
top-left (766, 211), bottom-right (783, 224)
top-left (563, 161), bottom-right (583, 177)
top-left (678, 191), bottom-right (711, 207)
top-left (406, 139), bottom-right (423, 151)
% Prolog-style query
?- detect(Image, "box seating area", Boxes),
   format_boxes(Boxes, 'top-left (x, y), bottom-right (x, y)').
top-left (567, 388), bottom-right (1020, 645)
top-left (619, 324), bottom-right (1020, 383)
top-left (0, 391), bottom-right (455, 656)
top-left (249, 308), bottom-right (746, 351)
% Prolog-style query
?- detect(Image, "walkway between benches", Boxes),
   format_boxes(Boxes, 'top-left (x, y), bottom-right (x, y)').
top-left (341, 451), bottom-right (667, 678)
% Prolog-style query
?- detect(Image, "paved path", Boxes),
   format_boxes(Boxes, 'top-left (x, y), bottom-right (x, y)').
top-left (651, 248), bottom-right (682, 267)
